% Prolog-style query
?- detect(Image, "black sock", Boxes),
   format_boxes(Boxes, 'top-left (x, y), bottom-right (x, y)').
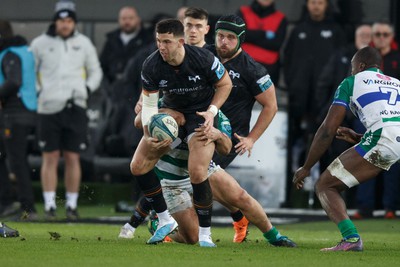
top-left (230, 210), bottom-right (244, 222)
top-left (192, 179), bottom-right (213, 227)
top-left (135, 170), bottom-right (167, 213)
top-left (129, 196), bottom-right (151, 228)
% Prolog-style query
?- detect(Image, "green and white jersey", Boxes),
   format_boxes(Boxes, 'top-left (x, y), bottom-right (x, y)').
top-left (333, 68), bottom-right (400, 132)
top-left (154, 110), bottom-right (231, 181)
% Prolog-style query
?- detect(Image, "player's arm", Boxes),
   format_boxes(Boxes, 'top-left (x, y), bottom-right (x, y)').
top-left (198, 71), bottom-right (232, 131)
top-left (237, 83), bottom-right (277, 153)
top-left (336, 126), bottom-right (363, 144)
top-left (141, 88), bottom-right (159, 137)
top-left (293, 104), bottom-right (347, 189)
top-left (195, 125), bottom-right (232, 155)
top-left (210, 71), bottom-right (232, 111)
top-left (158, 107), bottom-right (186, 126)
top-left (214, 129), bottom-right (232, 155)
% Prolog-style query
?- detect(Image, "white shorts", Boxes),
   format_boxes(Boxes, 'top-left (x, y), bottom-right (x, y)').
top-left (161, 178), bottom-right (193, 215)
top-left (159, 161), bottom-right (222, 214)
top-left (355, 126), bottom-right (400, 170)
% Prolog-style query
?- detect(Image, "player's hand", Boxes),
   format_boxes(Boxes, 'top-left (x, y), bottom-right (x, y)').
top-left (292, 167), bottom-right (311, 190)
top-left (234, 133), bottom-right (254, 157)
top-left (159, 108), bottom-right (186, 126)
top-left (134, 100), bottom-right (143, 114)
top-left (195, 125), bottom-right (221, 146)
top-left (196, 110), bottom-right (214, 133)
top-left (336, 126), bottom-right (362, 144)
top-left (145, 137), bottom-right (171, 154)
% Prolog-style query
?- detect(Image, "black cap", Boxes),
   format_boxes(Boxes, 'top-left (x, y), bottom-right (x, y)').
top-left (53, 9), bottom-right (77, 22)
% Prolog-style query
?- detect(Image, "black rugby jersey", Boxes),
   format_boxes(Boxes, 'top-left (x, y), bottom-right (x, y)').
top-left (141, 45), bottom-right (225, 113)
top-left (218, 49), bottom-right (273, 137)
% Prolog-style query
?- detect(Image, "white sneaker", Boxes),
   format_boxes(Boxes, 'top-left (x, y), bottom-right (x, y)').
top-left (118, 223), bottom-right (135, 239)
top-left (199, 234), bottom-right (216, 247)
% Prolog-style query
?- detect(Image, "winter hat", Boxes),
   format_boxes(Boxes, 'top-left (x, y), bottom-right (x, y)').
top-left (215, 14), bottom-right (246, 49)
top-left (53, 0), bottom-right (77, 22)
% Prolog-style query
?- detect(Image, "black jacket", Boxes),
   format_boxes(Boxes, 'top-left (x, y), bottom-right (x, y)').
top-left (100, 27), bottom-right (152, 83)
top-left (284, 15), bottom-right (346, 115)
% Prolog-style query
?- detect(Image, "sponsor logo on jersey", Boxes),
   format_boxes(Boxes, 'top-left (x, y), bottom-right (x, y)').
top-left (212, 56), bottom-right (225, 79)
top-left (188, 75), bottom-right (200, 82)
top-left (362, 79), bottom-right (400, 87)
top-left (298, 32), bottom-right (306, 39)
top-left (256, 74), bottom-right (272, 91)
top-left (168, 86), bottom-right (201, 95)
top-left (320, 30), bottom-right (333, 39)
top-left (159, 80), bottom-right (168, 87)
top-left (228, 70), bottom-right (240, 79)
top-left (377, 73), bottom-right (391, 81)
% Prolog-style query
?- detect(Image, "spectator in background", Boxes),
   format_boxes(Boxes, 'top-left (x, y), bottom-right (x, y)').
top-left (283, 0), bottom-right (346, 205)
top-left (352, 21), bottom-right (400, 219)
top-left (98, 6), bottom-right (151, 158)
top-left (176, 6), bottom-right (188, 23)
top-left (100, 6), bottom-right (151, 86)
top-left (315, 24), bottom-right (372, 172)
top-left (0, 20), bottom-right (38, 220)
top-left (237, 0), bottom-right (287, 85)
top-left (30, 1), bottom-right (102, 220)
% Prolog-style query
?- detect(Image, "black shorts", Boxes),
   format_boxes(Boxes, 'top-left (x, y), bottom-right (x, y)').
top-left (38, 102), bottom-right (88, 152)
top-left (179, 112), bottom-right (218, 142)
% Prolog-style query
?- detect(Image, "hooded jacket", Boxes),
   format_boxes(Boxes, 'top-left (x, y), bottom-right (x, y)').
top-left (30, 24), bottom-right (102, 114)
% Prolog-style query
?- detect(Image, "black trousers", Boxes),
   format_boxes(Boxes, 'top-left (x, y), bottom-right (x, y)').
top-left (2, 115), bottom-right (36, 212)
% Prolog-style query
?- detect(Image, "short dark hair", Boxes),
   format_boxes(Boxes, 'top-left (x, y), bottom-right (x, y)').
top-left (184, 7), bottom-right (209, 21)
top-left (354, 46), bottom-right (382, 67)
top-left (0, 20), bottom-right (13, 40)
top-left (156, 18), bottom-right (184, 37)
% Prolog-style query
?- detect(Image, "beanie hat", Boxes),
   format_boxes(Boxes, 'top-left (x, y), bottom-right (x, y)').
top-left (215, 15), bottom-right (246, 50)
top-left (53, 0), bottom-right (77, 22)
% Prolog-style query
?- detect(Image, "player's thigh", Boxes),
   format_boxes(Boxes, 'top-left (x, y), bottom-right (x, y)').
top-left (187, 137), bottom-right (215, 178)
top-left (318, 148), bottom-right (382, 190)
top-left (209, 169), bottom-right (244, 204)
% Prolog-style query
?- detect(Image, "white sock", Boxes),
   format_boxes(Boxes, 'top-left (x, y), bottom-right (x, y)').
top-left (157, 210), bottom-right (173, 225)
top-left (66, 192), bottom-right (79, 209)
top-left (199, 226), bottom-right (212, 240)
top-left (43, 191), bottom-right (56, 211)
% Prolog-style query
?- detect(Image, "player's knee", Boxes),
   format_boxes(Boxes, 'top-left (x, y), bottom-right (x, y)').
top-left (188, 166), bottom-right (207, 182)
top-left (184, 234), bottom-right (198, 244)
top-left (231, 188), bottom-right (250, 208)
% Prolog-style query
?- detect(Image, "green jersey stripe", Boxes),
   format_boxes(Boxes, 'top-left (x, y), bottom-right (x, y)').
top-left (154, 167), bottom-right (188, 180)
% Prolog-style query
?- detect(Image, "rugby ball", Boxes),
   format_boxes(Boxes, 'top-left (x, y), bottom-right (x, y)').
top-left (148, 113), bottom-right (179, 141)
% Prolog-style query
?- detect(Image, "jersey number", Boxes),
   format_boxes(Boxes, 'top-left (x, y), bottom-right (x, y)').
top-left (380, 87), bottom-right (400, 105)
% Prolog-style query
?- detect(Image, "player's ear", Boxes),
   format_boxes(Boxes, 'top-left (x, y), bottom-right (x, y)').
top-left (205, 25), bottom-right (210, 35)
top-left (178, 37), bottom-right (185, 46)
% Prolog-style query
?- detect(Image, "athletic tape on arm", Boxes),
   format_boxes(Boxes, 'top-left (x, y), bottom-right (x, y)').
top-left (141, 91), bottom-right (159, 126)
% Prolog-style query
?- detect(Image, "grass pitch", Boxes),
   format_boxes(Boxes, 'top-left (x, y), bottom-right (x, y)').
top-left (1, 218), bottom-right (399, 267)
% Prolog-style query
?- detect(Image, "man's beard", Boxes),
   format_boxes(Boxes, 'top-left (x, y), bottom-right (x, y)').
top-left (216, 46), bottom-right (236, 60)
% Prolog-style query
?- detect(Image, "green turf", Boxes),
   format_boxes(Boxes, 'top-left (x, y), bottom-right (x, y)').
top-left (1, 219), bottom-right (400, 267)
